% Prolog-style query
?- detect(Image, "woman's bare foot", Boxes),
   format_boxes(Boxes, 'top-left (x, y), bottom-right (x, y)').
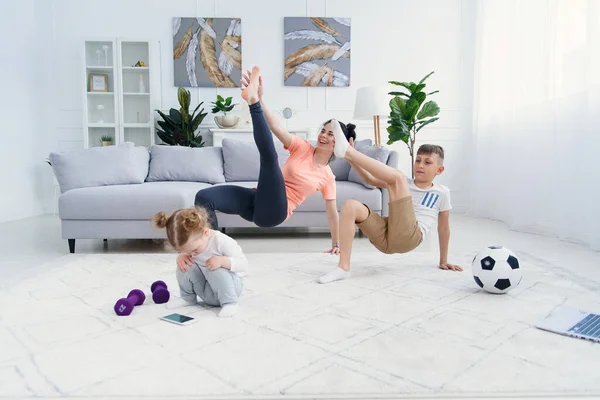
top-left (241, 66), bottom-right (261, 105)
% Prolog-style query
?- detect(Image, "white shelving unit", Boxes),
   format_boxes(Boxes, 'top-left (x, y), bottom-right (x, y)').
top-left (82, 40), bottom-right (117, 148)
top-left (83, 39), bottom-right (160, 148)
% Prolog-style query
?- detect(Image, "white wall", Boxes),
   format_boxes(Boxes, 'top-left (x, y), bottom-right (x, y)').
top-left (37, 0), bottom-right (476, 218)
top-left (0, 0), bottom-right (55, 223)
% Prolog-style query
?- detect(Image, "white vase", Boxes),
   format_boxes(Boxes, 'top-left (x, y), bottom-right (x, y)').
top-left (139, 75), bottom-right (146, 93)
top-left (214, 115), bottom-right (239, 128)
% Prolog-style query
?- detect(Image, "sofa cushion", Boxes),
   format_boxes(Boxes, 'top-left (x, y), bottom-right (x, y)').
top-left (329, 139), bottom-right (373, 181)
top-left (146, 145), bottom-right (225, 184)
top-left (348, 146), bottom-right (390, 189)
top-left (59, 181), bottom-right (212, 220)
top-left (308, 138), bottom-right (373, 181)
top-left (222, 138), bottom-right (289, 181)
top-left (328, 158), bottom-right (351, 181)
top-left (49, 143), bottom-right (150, 193)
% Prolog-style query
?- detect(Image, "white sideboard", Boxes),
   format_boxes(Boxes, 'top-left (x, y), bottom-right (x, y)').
top-left (210, 128), bottom-right (311, 147)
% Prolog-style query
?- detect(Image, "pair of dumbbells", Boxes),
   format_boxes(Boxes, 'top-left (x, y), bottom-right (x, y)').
top-left (113, 280), bottom-right (171, 316)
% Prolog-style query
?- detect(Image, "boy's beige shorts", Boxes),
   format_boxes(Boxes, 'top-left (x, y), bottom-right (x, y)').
top-left (357, 196), bottom-right (423, 254)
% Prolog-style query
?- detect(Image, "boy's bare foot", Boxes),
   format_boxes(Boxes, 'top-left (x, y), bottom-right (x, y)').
top-left (241, 66), bottom-right (261, 105)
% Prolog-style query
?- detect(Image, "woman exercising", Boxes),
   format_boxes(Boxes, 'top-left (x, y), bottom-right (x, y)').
top-left (194, 66), bottom-right (356, 255)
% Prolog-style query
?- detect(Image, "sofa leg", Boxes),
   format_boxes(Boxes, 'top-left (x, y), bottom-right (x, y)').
top-left (103, 239), bottom-right (108, 242)
top-left (68, 239), bottom-right (76, 254)
top-left (221, 228), bottom-right (226, 234)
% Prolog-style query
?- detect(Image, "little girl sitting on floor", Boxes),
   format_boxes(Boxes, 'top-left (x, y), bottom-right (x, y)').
top-left (153, 206), bottom-right (247, 318)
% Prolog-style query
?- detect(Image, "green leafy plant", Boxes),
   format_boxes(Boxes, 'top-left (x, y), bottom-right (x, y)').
top-left (100, 135), bottom-right (113, 142)
top-left (156, 87), bottom-right (207, 147)
top-left (211, 95), bottom-right (236, 115)
top-left (387, 71), bottom-right (440, 178)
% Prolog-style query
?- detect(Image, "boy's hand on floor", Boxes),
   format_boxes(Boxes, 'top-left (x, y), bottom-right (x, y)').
top-left (177, 254), bottom-right (193, 272)
top-left (439, 262), bottom-right (463, 272)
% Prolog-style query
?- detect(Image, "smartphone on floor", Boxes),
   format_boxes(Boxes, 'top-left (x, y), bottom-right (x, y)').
top-left (160, 313), bottom-right (197, 326)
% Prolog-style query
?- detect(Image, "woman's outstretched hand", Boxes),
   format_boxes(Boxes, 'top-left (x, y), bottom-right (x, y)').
top-left (241, 70), bottom-right (263, 98)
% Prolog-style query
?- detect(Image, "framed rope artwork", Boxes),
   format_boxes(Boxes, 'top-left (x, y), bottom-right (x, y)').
top-left (173, 17), bottom-right (242, 88)
top-left (284, 17), bottom-right (351, 87)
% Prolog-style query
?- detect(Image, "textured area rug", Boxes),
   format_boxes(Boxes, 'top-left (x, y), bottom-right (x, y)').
top-left (1, 251), bottom-right (600, 399)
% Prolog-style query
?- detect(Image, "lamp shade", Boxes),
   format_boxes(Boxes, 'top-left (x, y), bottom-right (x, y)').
top-left (353, 85), bottom-right (391, 120)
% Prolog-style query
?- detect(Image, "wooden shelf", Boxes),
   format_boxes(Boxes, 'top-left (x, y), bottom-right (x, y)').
top-left (122, 67), bottom-right (149, 70)
top-left (87, 92), bottom-right (114, 95)
top-left (123, 92), bottom-right (149, 96)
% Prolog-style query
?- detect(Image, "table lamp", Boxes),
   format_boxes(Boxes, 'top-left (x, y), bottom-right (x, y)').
top-left (353, 85), bottom-right (391, 146)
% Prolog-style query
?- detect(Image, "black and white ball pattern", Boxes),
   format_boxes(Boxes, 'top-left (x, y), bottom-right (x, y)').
top-left (472, 246), bottom-right (522, 294)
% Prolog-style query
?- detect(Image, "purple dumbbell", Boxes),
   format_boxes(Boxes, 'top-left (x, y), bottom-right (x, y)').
top-left (151, 280), bottom-right (170, 304)
top-left (114, 289), bottom-right (145, 316)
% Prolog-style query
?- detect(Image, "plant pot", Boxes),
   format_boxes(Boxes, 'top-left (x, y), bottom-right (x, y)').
top-left (100, 141), bottom-right (113, 147)
top-left (214, 115), bottom-right (239, 129)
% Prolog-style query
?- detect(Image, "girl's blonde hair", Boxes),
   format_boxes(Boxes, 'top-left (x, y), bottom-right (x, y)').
top-left (152, 206), bottom-right (210, 249)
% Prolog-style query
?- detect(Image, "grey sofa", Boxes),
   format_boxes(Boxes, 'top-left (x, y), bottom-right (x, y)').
top-left (50, 138), bottom-right (398, 253)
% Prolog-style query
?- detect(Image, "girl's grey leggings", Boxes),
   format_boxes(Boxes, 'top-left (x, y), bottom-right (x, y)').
top-left (176, 264), bottom-right (243, 306)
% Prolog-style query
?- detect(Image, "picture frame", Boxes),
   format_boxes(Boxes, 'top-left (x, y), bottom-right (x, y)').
top-left (173, 17), bottom-right (242, 87)
top-left (284, 17), bottom-right (351, 87)
top-left (89, 74), bottom-right (109, 92)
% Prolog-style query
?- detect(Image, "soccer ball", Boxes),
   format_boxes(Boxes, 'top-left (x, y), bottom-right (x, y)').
top-left (472, 245), bottom-right (522, 294)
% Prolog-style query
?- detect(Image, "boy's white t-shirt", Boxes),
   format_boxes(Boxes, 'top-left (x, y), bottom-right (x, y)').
top-left (192, 230), bottom-right (248, 275)
top-left (407, 178), bottom-right (452, 237)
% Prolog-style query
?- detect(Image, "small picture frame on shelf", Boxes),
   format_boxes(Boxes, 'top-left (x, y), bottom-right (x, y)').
top-left (89, 74), bottom-right (109, 92)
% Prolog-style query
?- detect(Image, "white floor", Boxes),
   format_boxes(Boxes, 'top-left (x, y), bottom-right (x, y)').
top-left (1, 213), bottom-right (600, 399)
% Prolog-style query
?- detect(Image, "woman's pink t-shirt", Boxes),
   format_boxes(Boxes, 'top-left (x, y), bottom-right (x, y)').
top-left (281, 136), bottom-right (336, 218)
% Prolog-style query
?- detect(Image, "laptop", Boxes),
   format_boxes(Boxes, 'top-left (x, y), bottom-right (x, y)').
top-left (536, 306), bottom-right (600, 343)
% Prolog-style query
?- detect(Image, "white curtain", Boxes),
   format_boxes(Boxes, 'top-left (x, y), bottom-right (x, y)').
top-left (469, 0), bottom-right (600, 250)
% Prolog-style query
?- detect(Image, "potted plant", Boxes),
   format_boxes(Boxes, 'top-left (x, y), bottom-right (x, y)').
top-left (156, 87), bottom-right (207, 147)
top-left (386, 71), bottom-right (440, 178)
top-left (211, 95), bottom-right (239, 128)
top-left (99, 135), bottom-right (113, 146)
